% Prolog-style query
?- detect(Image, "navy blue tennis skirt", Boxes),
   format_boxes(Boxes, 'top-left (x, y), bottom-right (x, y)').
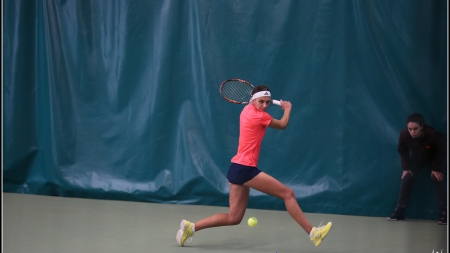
top-left (227, 163), bottom-right (262, 185)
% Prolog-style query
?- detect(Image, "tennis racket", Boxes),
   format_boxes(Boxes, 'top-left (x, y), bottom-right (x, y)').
top-left (219, 78), bottom-right (281, 106)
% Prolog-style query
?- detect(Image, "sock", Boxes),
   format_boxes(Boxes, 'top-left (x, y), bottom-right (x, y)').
top-left (192, 224), bottom-right (196, 233)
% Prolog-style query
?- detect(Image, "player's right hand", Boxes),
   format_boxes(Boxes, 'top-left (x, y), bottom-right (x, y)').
top-left (280, 100), bottom-right (292, 110)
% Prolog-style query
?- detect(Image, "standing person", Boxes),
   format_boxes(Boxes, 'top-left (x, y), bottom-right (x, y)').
top-left (176, 85), bottom-right (332, 247)
top-left (388, 113), bottom-right (447, 225)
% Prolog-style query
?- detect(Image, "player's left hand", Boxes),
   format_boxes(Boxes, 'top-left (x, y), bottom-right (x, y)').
top-left (431, 171), bottom-right (444, 181)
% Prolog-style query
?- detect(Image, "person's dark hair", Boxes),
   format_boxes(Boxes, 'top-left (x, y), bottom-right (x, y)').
top-left (251, 85), bottom-right (270, 96)
top-left (406, 113), bottom-right (426, 127)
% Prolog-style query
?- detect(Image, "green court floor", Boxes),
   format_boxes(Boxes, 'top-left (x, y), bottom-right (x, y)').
top-left (3, 193), bottom-right (448, 253)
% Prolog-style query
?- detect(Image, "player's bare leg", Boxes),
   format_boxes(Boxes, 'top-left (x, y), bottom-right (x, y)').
top-left (194, 183), bottom-right (249, 231)
top-left (245, 172), bottom-right (313, 234)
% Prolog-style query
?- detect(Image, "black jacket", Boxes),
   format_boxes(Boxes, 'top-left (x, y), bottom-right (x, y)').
top-left (397, 126), bottom-right (447, 172)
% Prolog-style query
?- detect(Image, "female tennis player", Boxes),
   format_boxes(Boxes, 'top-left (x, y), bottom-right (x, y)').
top-left (176, 85), bottom-right (332, 247)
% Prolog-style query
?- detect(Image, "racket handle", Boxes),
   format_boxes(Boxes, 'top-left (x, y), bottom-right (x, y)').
top-left (272, 100), bottom-right (281, 106)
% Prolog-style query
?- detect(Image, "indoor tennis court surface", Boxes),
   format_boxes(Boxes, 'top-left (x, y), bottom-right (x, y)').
top-left (3, 192), bottom-right (447, 253)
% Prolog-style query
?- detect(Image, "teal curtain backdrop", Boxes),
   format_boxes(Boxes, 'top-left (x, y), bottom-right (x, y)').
top-left (3, 0), bottom-right (447, 220)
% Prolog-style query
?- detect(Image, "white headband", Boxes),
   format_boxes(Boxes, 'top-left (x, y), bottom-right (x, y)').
top-left (250, 91), bottom-right (271, 102)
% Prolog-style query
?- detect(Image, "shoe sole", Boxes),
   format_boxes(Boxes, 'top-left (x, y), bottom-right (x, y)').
top-left (176, 220), bottom-right (188, 246)
top-left (176, 229), bottom-right (183, 246)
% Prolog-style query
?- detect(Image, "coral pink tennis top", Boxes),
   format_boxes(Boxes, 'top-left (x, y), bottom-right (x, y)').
top-left (231, 104), bottom-right (272, 167)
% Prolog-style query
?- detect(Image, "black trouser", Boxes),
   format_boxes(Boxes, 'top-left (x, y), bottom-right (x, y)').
top-left (396, 159), bottom-right (447, 212)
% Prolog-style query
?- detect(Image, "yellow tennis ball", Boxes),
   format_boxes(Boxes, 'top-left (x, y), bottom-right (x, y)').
top-left (248, 217), bottom-right (257, 227)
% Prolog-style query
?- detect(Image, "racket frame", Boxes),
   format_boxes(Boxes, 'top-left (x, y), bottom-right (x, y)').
top-left (219, 78), bottom-right (281, 106)
top-left (219, 78), bottom-right (253, 104)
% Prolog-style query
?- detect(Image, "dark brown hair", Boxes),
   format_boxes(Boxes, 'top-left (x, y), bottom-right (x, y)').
top-left (251, 85), bottom-right (270, 96)
top-left (406, 113), bottom-right (426, 127)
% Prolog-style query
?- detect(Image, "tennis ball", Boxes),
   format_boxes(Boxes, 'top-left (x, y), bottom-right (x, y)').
top-left (248, 217), bottom-right (258, 227)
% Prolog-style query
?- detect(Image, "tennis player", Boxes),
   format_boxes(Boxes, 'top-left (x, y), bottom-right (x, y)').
top-left (176, 85), bottom-right (332, 247)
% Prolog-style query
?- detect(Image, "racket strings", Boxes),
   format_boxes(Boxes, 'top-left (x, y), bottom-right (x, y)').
top-left (221, 81), bottom-right (252, 103)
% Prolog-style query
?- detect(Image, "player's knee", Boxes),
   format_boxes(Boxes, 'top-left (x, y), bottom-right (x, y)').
top-left (288, 188), bottom-right (296, 199)
top-left (281, 187), bottom-right (296, 200)
top-left (228, 216), bottom-right (243, 225)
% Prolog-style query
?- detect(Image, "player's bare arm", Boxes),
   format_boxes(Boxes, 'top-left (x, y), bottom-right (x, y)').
top-left (269, 100), bottom-right (291, 130)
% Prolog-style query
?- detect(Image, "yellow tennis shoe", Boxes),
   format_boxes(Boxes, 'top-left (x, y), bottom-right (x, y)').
top-left (176, 219), bottom-right (194, 246)
top-left (310, 221), bottom-right (332, 246)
